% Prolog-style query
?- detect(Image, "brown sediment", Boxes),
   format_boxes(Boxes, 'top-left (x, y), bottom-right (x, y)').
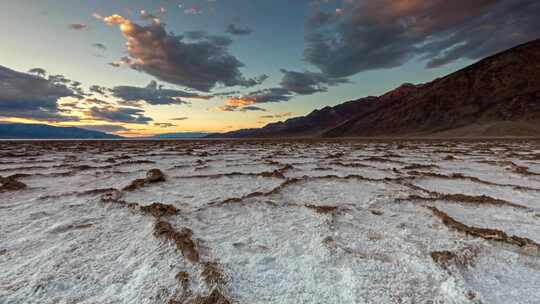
top-left (99, 190), bottom-right (140, 210)
top-left (123, 168), bottom-right (166, 191)
top-left (0, 175), bottom-right (27, 192)
top-left (208, 174), bottom-right (392, 209)
top-left (114, 159), bottom-right (156, 166)
top-left (190, 289), bottom-right (231, 304)
top-left (438, 193), bottom-right (526, 209)
top-left (305, 204), bottom-right (339, 214)
top-left (427, 206), bottom-right (540, 250)
top-left (328, 161), bottom-right (373, 168)
top-left (406, 192), bottom-right (526, 209)
top-left (430, 246), bottom-right (480, 271)
top-left (508, 162), bottom-right (540, 176)
top-left (208, 177), bottom-right (303, 208)
top-left (0, 165), bottom-right (49, 172)
top-left (479, 160), bottom-right (540, 176)
top-left (146, 169), bottom-right (166, 182)
top-left (176, 271), bottom-right (190, 290)
top-left (201, 262), bottom-right (225, 287)
top-left (402, 164), bottom-right (439, 170)
top-left (154, 221), bottom-right (200, 263)
top-left (325, 152), bottom-right (345, 159)
top-left (406, 170), bottom-right (540, 192)
top-left (140, 203), bottom-right (178, 218)
top-left (169, 272), bottom-right (194, 304)
top-left (363, 156), bottom-right (406, 164)
top-left (260, 170), bottom-right (285, 179)
top-left (123, 178), bottom-right (146, 191)
top-left (39, 188), bottom-right (118, 200)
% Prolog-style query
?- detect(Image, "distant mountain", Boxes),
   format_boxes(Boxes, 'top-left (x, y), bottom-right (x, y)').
top-left (207, 97), bottom-right (379, 138)
top-left (152, 132), bottom-right (209, 139)
top-left (210, 38), bottom-right (540, 138)
top-left (0, 123), bottom-right (121, 139)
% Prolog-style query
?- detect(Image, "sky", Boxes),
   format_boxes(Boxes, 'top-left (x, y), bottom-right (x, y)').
top-left (1, 0), bottom-right (539, 136)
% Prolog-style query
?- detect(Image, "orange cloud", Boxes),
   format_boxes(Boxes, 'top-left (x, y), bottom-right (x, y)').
top-left (224, 97), bottom-right (255, 107)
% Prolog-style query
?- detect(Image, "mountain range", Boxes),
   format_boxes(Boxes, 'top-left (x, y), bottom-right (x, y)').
top-left (0, 123), bottom-right (121, 139)
top-left (210, 38), bottom-right (540, 138)
top-left (0, 124), bottom-right (212, 140)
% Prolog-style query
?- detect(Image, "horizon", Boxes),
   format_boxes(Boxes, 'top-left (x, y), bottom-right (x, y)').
top-left (1, 0), bottom-right (539, 137)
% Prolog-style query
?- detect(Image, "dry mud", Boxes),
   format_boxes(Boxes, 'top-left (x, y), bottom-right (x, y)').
top-left (1, 139), bottom-right (540, 304)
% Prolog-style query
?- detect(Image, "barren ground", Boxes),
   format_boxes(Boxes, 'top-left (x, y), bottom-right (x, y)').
top-left (1, 139), bottom-right (540, 304)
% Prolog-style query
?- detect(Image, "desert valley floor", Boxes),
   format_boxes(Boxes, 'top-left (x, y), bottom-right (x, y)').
top-left (1, 140), bottom-right (540, 304)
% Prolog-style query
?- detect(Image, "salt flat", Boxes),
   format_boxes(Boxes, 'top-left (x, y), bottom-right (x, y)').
top-left (1, 140), bottom-right (540, 304)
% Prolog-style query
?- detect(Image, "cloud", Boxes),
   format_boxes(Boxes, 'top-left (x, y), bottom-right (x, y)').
top-left (234, 87), bottom-right (293, 104)
top-left (84, 98), bottom-right (111, 106)
top-left (154, 122), bottom-right (177, 128)
top-left (171, 117), bottom-right (189, 121)
top-left (88, 106), bottom-right (153, 124)
top-left (0, 65), bottom-right (79, 122)
top-left (213, 104), bottom-right (267, 112)
top-left (225, 24), bottom-right (253, 36)
top-left (92, 43), bottom-right (106, 51)
top-left (279, 69), bottom-right (348, 95)
top-left (240, 106), bottom-right (267, 112)
top-left (101, 15), bottom-right (263, 92)
top-left (212, 68), bottom-right (345, 112)
top-left (112, 80), bottom-right (210, 105)
top-left (78, 124), bottom-right (129, 133)
top-left (305, 0), bottom-right (540, 77)
top-left (69, 23), bottom-right (88, 30)
top-left (89, 85), bottom-right (110, 96)
top-left (212, 87), bottom-right (293, 112)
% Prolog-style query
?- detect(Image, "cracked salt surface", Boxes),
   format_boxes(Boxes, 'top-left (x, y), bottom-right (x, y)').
top-left (1, 140), bottom-right (540, 304)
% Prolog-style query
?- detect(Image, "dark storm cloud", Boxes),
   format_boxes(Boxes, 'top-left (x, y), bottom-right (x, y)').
top-left (305, 0), bottom-right (540, 77)
top-left (225, 24), bottom-right (253, 36)
top-left (88, 106), bottom-right (153, 124)
top-left (0, 65), bottom-right (79, 122)
top-left (102, 15), bottom-right (265, 92)
top-left (112, 81), bottom-right (210, 105)
top-left (279, 69), bottom-right (348, 95)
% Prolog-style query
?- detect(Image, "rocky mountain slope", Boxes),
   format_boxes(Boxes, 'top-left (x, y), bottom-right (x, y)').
top-left (211, 38), bottom-right (540, 138)
top-left (324, 38), bottom-right (540, 137)
top-left (208, 97), bottom-right (379, 138)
